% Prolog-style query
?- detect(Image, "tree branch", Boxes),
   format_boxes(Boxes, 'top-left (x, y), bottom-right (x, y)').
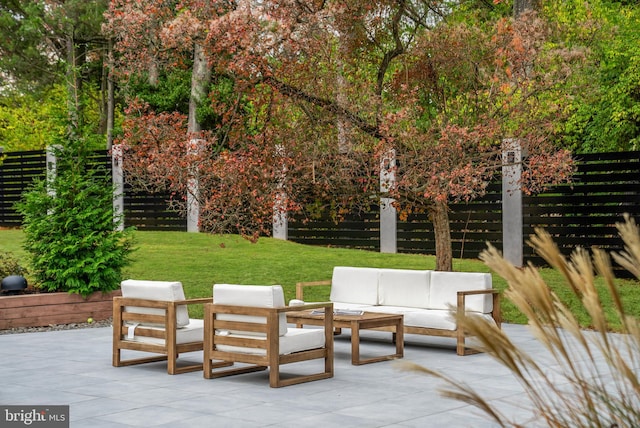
top-left (263, 75), bottom-right (383, 139)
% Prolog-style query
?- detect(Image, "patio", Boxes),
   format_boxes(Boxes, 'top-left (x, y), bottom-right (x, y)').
top-left (0, 324), bottom-right (543, 427)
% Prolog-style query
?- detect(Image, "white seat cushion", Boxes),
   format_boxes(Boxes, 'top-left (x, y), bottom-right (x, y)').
top-left (216, 327), bottom-right (325, 356)
top-left (428, 272), bottom-right (493, 313)
top-left (378, 269), bottom-right (430, 308)
top-left (331, 302), bottom-right (375, 312)
top-left (125, 319), bottom-right (204, 345)
top-left (330, 267), bottom-right (379, 305)
top-left (405, 310), bottom-right (497, 331)
top-left (364, 305), bottom-right (422, 316)
top-left (121, 279), bottom-right (190, 328)
top-left (404, 309), bottom-right (457, 331)
top-left (213, 284), bottom-right (288, 337)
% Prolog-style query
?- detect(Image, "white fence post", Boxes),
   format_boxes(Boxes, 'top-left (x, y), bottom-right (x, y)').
top-left (380, 148), bottom-right (397, 253)
top-left (273, 194), bottom-right (288, 240)
top-left (502, 139), bottom-right (523, 267)
top-left (112, 144), bottom-right (125, 231)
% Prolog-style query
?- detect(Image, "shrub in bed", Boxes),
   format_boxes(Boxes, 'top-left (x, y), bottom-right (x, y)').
top-left (17, 138), bottom-right (135, 297)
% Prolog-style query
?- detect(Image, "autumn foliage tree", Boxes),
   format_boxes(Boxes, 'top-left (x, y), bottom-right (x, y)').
top-left (106, 1), bottom-right (583, 270)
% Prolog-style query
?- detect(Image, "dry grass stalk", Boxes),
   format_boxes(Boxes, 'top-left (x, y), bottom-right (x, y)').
top-left (399, 214), bottom-right (640, 427)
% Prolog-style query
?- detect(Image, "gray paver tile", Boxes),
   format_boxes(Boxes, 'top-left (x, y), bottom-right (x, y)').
top-left (0, 324), bottom-right (579, 427)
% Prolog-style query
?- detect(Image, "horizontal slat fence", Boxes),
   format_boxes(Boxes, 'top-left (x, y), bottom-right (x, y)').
top-left (0, 149), bottom-right (184, 231)
top-left (2, 149), bottom-right (640, 268)
top-left (523, 151), bottom-right (640, 266)
top-left (289, 151), bottom-right (640, 268)
top-left (397, 183), bottom-right (503, 259)
top-left (288, 210), bottom-right (380, 251)
top-left (0, 150), bottom-right (46, 225)
top-left (124, 185), bottom-right (186, 231)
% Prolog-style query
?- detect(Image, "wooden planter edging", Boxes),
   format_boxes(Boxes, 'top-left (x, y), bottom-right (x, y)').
top-left (0, 289), bottom-right (121, 329)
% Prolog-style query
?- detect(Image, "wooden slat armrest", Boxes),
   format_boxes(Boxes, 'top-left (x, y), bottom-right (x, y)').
top-left (114, 296), bottom-right (210, 308)
top-left (456, 289), bottom-right (502, 328)
top-left (456, 289), bottom-right (499, 296)
top-left (208, 303), bottom-right (272, 316)
top-left (179, 297), bottom-right (212, 305)
top-left (280, 302), bottom-right (333, 313)
top-left (295, 280), bottom-right (331, 300)
top-left (114, 296), bottom-right (170, 309)
top-left (208, 302), bottom-right (333, 315)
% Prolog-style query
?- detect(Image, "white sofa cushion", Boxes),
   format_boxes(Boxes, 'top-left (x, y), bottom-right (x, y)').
top-left (405, 309), bottom-right (457, 331)
top-left (363, 305), bottom-right (423, 316)
top-left (405, 310), bottom-right (497, 331)
top-left (331, 302), bottom-right (375, 312)
top-left (213, 284), bottom-right (288, 337)
top-left (428, 272), bottom-right (493, 313)
top-left (330, 266), bottom-right (379, 305)
top-left (378, 269), bottom-right (430, 308)
top-left (125, 319), bottom-right (204, 345)
top-left (216, 327), bottom-right (325, 356)
top-left (121, 279), bottom-right (190, 328)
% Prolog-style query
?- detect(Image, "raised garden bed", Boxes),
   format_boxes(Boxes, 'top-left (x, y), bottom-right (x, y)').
top-left (0, 289), bottom-right (121, 329)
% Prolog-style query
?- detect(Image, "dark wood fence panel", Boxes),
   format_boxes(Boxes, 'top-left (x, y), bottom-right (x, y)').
top-left (397, 182), bottom-right (503, 259)
top-left (124, 186), bottom-right (186, 231)
top-left (288, 210), bottom-right (380, 251)
top-left (0, 149), bottom-right (185, 230)
top-left (2, 149), bottom-right (640, 265)
top-left (289, 151), bottom-right (640, 267)
top-left (0, 150), bottom-right (46, 226)
top-left (523, 151), bottom-right (640, 266)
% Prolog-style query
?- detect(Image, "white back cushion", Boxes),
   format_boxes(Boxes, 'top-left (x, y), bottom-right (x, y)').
top-left (213, 284), bottom-right (288, 336)
top-left (330, 267), bottom-right (379, 305)
top-left (120, 279), bottom-right (190, 328)
top-left (378, 269), bottom-right (431, 308)
top-left (428, 272), bottom-right (493, 313)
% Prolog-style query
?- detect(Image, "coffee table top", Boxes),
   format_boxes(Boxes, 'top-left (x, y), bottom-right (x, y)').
top-left (287, 308), bottom-right (402, 323)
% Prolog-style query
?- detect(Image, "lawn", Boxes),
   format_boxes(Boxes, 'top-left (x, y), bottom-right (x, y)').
top-left (1, 229), bottom-right (638, 327)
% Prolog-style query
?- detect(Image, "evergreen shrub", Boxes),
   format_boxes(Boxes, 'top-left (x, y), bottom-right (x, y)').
top-left (17, 139), bottom-right (135, 297)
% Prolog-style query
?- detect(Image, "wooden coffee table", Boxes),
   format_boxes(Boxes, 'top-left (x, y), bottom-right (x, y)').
top-left (287, 309), bottom-right (404, 365)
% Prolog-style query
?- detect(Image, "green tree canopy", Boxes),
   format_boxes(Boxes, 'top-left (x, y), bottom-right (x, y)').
top-left (545, 0), bottom-right (640, 152)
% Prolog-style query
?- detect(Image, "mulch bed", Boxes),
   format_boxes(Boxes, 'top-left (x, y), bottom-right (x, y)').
top-left (0, 318), bottom-right (112, 335)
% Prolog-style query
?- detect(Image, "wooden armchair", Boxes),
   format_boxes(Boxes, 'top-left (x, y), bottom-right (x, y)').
top-left (203, 284), bottom-right (334, 388)
top-left (112, 279), bottom-right (210, 375)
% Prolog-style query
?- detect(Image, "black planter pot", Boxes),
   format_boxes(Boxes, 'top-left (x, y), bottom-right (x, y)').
top-left (1, 275), bottom-right (28, 295)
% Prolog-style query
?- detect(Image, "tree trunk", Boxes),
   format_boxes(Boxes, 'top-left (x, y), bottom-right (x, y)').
top-left (186, 43), bottom-right (212, 233)
top-left (514, 0), bottom-right (540, 17)
top-left (99, 56), bottom-right (108, 135)
top-left (188, 43), bottom-right (211, 134)
top-left (430, 200), bottom-right (453, 271)
top-left (106, 39), bottom-right (115, 150)
top-left (149, 59), bottom-right (159, 87)
top-left (65, 35), bottom-right (80, 136)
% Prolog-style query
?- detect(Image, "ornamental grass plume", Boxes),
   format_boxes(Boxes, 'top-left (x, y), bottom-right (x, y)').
top-left (400, 214), bottom-right (640, 427)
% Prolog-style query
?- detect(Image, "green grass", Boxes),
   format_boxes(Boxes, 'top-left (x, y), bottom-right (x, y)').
top-left (1, 229), bottom-right (638, 326)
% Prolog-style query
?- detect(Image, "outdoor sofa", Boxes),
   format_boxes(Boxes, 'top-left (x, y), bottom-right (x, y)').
top-left (295, 266), bottom-right (501, 356)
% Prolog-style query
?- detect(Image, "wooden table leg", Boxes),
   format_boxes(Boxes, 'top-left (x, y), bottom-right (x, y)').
top-left (351, 319), bottom-right (360, 365)
top-left (395, 317), bottom-right (404, 359)
top-left (350, 316), bottom-right (404, 365)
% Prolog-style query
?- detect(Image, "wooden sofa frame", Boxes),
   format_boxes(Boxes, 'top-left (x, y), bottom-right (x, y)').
top-left (112, 296), bottom-right (210, 374)
top-left (296, 281), bottom-right (502, 356)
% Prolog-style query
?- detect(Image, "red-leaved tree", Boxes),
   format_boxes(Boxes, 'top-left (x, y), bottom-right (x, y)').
top-left (107, 1), bottom-right (582, 270)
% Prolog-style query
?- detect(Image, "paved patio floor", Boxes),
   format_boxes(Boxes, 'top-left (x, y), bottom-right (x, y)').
top-left (0, 324), bottom-right (547, 427)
